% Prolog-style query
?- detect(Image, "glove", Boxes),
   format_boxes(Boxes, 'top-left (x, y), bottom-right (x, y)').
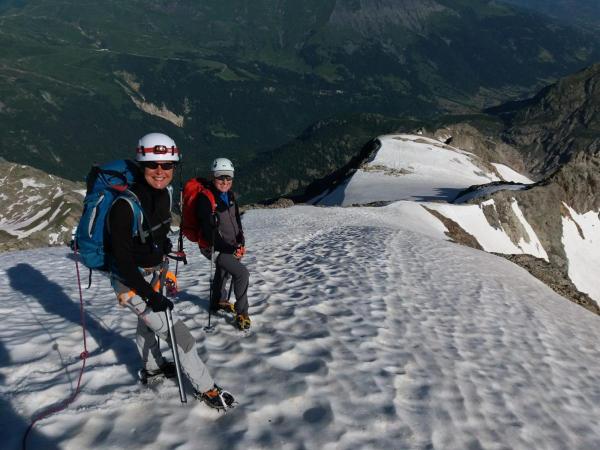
top-left (234, 245), bottom-right (246, 259)
top-left (146, 292), bottom-right (174, 312)
top-left (165, 271), bottom-right (178, 297)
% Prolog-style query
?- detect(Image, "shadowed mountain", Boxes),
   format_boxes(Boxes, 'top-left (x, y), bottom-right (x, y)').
top-left (1, 0), bottom-right (599, 192)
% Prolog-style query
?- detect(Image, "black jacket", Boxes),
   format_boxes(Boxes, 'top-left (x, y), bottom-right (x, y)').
top-left (108, 181), bottom-right (172, 299)
top-left (195, 184), bottom-right (244, 254)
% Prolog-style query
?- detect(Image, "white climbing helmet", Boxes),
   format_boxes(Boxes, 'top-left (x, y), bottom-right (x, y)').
top-left (211, 157), bottom-right (234, 178)
top-left (136, 133), bottom-right (180, 162)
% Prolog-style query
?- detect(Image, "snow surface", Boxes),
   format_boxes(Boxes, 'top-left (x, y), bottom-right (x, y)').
top-left (316, 135), bottom-right (500, 206)
top-left (561, 204), bottom-right (600, 301)
top-left (1, 205), bottom-right (599, 450)
top-left (313, 133), bottom-right (599, 300)
top-left (453, 183), bottom-right (530, 204)
top-left (19, 178), bottom-right (48, 189)
top-left (426, 199), bottom-right (549, 260)
top-left (491, 164), bottom-right (533, 184)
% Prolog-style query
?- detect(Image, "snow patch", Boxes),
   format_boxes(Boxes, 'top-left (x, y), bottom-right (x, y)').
top-left (561, 204), bottom-right (600, 301)
top-left (20, 178), bottom-right (47, 189)
top-left (427, 200), bottom-right (547, 260)
top-left (317, 134), bottom-right (500, 206)
top-left (510, 199), bottom-right (548, 261)
top-left (492, 163), bottom-right (533, 183)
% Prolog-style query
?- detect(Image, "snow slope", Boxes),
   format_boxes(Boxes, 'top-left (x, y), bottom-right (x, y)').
top-left (313, 134), bottom-right (600, 302)
top-left (1, 205), bottom-right (599, 450)
top-left (561, 204), bottom-right (600, 301)
top-left (315, 134), bottom-right (504, 206)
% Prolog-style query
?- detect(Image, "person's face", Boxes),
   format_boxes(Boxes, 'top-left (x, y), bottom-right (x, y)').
top-left (143, 161), bottom-right (174, 190)
top-left (213, 175), bottom-right (233, 193)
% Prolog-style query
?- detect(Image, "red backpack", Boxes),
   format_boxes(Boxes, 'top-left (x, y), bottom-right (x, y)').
top-left (181, 177), bottom-right (216, 249)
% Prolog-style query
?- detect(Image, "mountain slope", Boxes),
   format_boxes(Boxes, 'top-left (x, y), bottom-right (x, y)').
top-left (310, 133), bottom-right (599, 311)
top-left (1, 0), bottom-right (599, 192)
top-left (0, 160), bottom-right (83, 251)
top-left (498, 0), bottom-right (600, 29)
top-left (486, 63), bottom-right (600, 177)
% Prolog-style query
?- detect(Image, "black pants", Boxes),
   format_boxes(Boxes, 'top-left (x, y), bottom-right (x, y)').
top-left (211, 253), bottom-right (250, 316)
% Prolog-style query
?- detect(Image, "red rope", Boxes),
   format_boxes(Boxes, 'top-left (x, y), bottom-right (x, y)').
top-left (22, 249), bottom-right (89, 450)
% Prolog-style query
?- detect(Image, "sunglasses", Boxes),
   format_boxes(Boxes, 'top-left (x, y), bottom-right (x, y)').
top-left (215, 175), bottom-right (233, 181)
top-left (143, 161), bottom-right (175, 170)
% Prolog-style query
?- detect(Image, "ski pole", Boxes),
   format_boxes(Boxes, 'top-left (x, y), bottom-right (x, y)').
top-left (160, 259), bottom-right (186, 404)
top-left (204, 218), bottom-right (218, 332)
top-left (205, 243), bottom-right (216, 332)
top-left (165, 308), bottom-right (187, 403)
top-left (227, 276), bottom-right (233, 301)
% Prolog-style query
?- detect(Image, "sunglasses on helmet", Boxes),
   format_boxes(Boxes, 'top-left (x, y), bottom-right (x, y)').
top-left (142, 161), bottom-right (175, 170)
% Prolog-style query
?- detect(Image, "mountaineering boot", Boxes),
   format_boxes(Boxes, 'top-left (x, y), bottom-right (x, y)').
top-left (211, 300), bottom-right (235, 314)
top-left (138, 361), bottom-right (176, 385)
top-left (195, 384), bottom-right (235, 410)
top-left (155, 361), bottom-right (176, 378)
top-left (236, 314), bottom-right (251, 330)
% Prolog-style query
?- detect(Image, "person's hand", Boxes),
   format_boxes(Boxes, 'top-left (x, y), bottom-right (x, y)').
top-left (234, 245), bottom-right (246, 259)
top-left (147, 292), bottom-right (174, 312)
top-left (165, 271), bottom-right (178, 297)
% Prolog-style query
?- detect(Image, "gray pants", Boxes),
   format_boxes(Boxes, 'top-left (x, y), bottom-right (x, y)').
top-left (211, 253), bottom-right (250, 316)
top-left (112, 273), bottom-right (214, 393)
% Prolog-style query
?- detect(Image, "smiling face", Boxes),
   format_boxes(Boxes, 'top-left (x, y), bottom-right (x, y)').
top-left (212, 175), bottom-right (233, 193)
top-left (143, 161), bottom-right (174, 190)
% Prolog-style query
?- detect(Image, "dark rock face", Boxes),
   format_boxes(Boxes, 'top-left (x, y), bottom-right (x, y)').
top-left (497, 0), bottom-right (600, 29)
top-left (430, 123), bottom-right (530, 177)
top-left (539, 149), bottom-right (600, 213)
top-left (488, 63), bottom-right (600, 177)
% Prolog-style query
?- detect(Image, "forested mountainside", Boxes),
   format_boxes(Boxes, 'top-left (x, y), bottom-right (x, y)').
top-left (1, 0), bottom-right (598, 193)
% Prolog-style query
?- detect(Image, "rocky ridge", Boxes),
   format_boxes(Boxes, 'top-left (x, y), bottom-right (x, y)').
top-left (488, 63), bottom-right (600, 177)
top-left (0, 160), bottom-right (84, 252)
top-left (453, 150), bottom-right (599, 314)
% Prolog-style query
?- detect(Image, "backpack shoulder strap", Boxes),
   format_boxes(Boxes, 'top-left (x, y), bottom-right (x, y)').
top-left (116, 191), bottom-right (147, 243)
top-left (166, 185), bottom-right (173, 212)
top-left (120, 189), bottom-right (171, 241)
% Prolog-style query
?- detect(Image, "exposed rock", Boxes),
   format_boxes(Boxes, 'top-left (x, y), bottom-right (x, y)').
top-left (115, 71), bottom-right (184, 127)
top-left (362, 164), bottom-right (412, 176)
top-left (0, 161), bottom-right (84, 252)
top-left (422, 206), bottom-right (483, 250)
top-left (488, 63), bottom-right (600, 177)
top-left (329, 0), bottom-right (449, 35)
top-left (241, 197), bottom-right (295, 213)
top-left (424, 122), bottom-right (530, 177)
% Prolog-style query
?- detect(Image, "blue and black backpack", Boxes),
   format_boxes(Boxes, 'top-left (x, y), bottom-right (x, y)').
top-left (74, 160), bottom-right (145, 271)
